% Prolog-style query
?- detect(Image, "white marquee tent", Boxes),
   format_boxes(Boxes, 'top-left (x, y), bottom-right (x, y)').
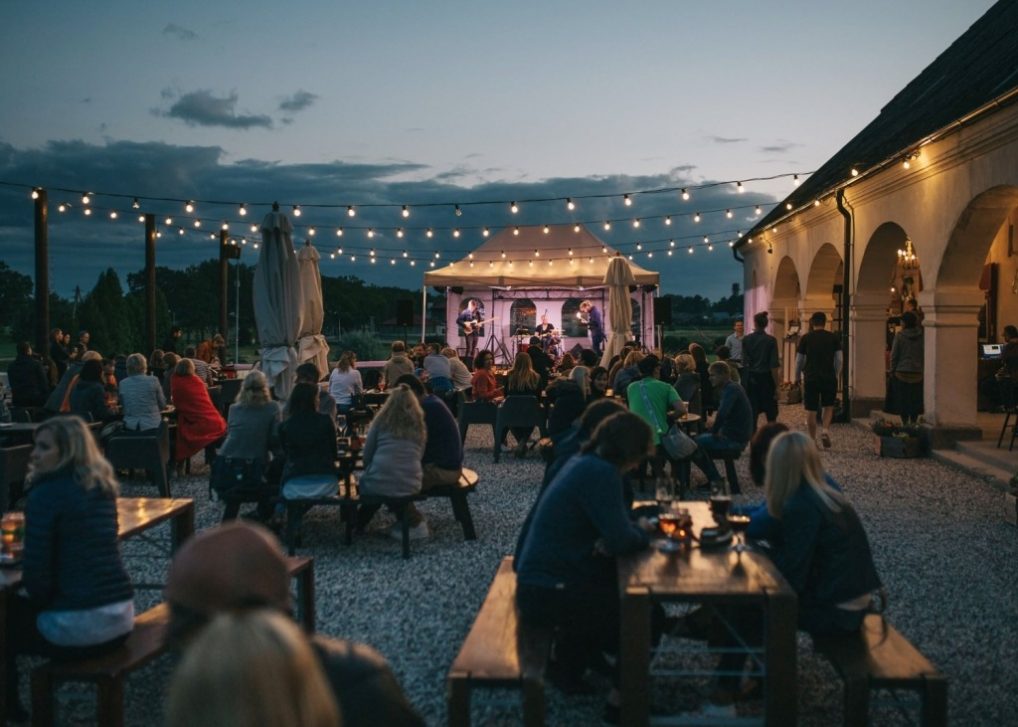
top-left (423, 224), bottom-right (660, 361)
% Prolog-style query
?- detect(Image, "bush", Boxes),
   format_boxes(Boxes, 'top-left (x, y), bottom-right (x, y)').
top-left (330, 331), bottom-right (390, 362)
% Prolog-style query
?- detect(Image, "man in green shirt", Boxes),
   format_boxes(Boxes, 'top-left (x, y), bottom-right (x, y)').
top-left (627, 355), bottom-right (687, 482)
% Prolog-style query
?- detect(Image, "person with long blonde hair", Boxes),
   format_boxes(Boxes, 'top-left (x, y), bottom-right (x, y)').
top-left (4, 416), bottom-right (134, 722)
top-left (356, 385), bottom-right (429, 538)
top-left (504, 352), bottom-right (542, 456)
top-left (328, 351), bottom-right (363, 414)
top-left (166, 609), bottom-right (341, 727)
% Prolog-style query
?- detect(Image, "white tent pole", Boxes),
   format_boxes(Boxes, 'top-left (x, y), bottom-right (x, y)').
top-left (421, 286), bottom-right (427, 343)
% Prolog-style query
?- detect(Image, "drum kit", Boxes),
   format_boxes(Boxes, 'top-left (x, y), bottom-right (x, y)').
top-left (515, 326), bottom-right (561, 356)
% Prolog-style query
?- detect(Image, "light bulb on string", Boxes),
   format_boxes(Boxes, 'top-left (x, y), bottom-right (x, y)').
top-left (633, 219), bottom-right (640, 228)
top-left (513, 227), bottom-right (520, 235)
top-left (669, 239), bottom-right (675, 247)
top-left (391, 259), bottom-right (397, 266)
top-left (534, 249), bottom-right (540, 257)
top-left (636, 243), bottom-right (643, 251)
top-left (755, 205), bottom-right (762, 215)
top-left (688, 246), bottom-right (694, 254)
top-left (793, 174), bottom-right (801, 186)
top-left (253, 243), bottom-right (259, 249)
top-left (429, 261), bottom-right (435, 267)
top-left (309, 228), bottom-right (316, 236)
top-left (736, 181), bottom-right (744, 193)
top-left (667, 250), bottom-right (673, 256)
top-left (693, 212), bottom-right (701, 223)
top-left (426, 228), bottom-right (433, 238)
top-left (566, 198), bottom-right (575, 211)
top-left (221, 222), bottom-right (229, 231)
top-left (851, 168), bottom-right (859, 177)
top-left (728, 241), bottom-right (735, 247)
top-left (454, 204), bottom-right (462, 217)
top-left (178, 228), bottom-right (184, 235)
top-left (681, 188), bottom-right (690, 201)
top-left (82, 193), bottom-right (91, 205)
top-left (410, 260), bottom-right (416, 267)
top-left (623, 194), bottom-right (632, 207)
top-left (647, 252), bottom-right (653, 258)
top-left (193, 219), bottom-right (201, 228)
top-left (402, 205), bottom-right (410, 218)
top-left (330, 253), bottom-right (335, 260)
top-left (726, 209), bottom-right (733, 219)
top-left (156, 231), bottom-right (162, 238)
top-left (397, 228), bottom-right (404, 238)
top-left (336, 228), bottom-right (344, 237)
top-left (293, 205), bottom-right (302, 217)
top-left (209, 233), bottom-right (216, 240)
top-left (543, 225), bottom-right (550, 234)
top-left (337, 247), bottom-right (343, 255)
top-left (165, 217), bottom-right (173, 225)
top-left (350, 255), bottom-right (356, 261)
top-left (131, 198), bottom-right (140, 209)
top-left (814, 199), bottom-right (821, 207)
top-left (568, 248), bottom-right (573, 256)
top-left (435, 252), bottom-right (441, 258)
top-left (468, 252), bottom-right (474, 259)
top-left (30, 188), bottom-right (40, 200)
top-left (603, 221), bottom-right (611, 231)
top-left (83, 208), bottom-right (92, 216)
top-left (785, 202), bottom-right (793, 210)
top-left (500, 250), bottom-right (506, 258)
top-left (708, 244), bottom-right (714, 251)
top-left (453, 228), bottom-right (461, 238)
top-left (664, 216), bottom-right (672, 226)
top-left (109, 211), bottom-right (118, 220)
top-left (347, 206), bottom-right (356, 217)
top-left (573, 224), bottom-right (580, 233)
top-left (510, 201), bottom-right (519, 214)
top-left (239, 204), bottom-right (247, 216)
top-left (703, 236), bottom-right (709, 244)
top-left (251, 225), bottom-right (258, 233)
top-left (370, 257), bottom-right (376, 264)
top-left (58, 204), bottom-right (67, 213)
top-left (601, 246), bottom-right (607, 253)
top-left (369, 248), bottom-right (376, 257)
top-left (185, 200), bottom-right (194, 213)
top-left (483, 227), bottom-right (490, 237)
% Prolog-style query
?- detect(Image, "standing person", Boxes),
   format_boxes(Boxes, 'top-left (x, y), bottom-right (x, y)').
top-left (77, 330), bottom-right (91, 352)
top-left (162, 326), bottom-right (183, 354)
top-left (4, 417), bottom-right (135, 722)
top-left (381, 341), bottom-right (414, 389)
top-left (725, 319), bottom-right (745, 364)
top-left (579, 300), bottom-right (605, 356)
top-left (49, 327), bottom-right (70, 381)
top-left (742, 311), bottom-right (781, 428)
top-left (795, 312), bottom-right (842, 448)
top-left (456, 299), bottom-right (482, 360)
top-left (890, 311), bottom-right (924, 425)
top-left (7, 342), bottom-right (50, 408)
top-left (328, 351), bottom-right (363, 415)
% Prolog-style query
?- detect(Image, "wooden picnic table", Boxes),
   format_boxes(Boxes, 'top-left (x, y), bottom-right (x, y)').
top-left (0, 496), bottom-right (194, 720)
top-left (617, 501), bottom-right (797, 727)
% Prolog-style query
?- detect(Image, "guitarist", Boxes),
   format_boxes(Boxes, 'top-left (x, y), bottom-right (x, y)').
top-left (579, 299), bottom-right (606, 356)
top-left (457, 299), bottom-right (483, 361)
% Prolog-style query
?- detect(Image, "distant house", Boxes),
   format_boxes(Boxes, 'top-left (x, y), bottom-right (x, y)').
top-left (734, 1), bottom-right (1018, 443)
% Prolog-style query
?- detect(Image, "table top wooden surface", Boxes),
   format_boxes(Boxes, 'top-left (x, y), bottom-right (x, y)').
top-left (618, 501), bottom-right (791, 599)
top-left (116, 497), bottom-right (194, 540)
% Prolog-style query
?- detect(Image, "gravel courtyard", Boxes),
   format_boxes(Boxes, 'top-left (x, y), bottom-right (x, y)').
top-left (27, 403), bottom-right (1018, 726)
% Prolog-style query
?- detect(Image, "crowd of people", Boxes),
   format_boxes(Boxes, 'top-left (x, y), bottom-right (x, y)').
top-left (3, 314), bottom-right (890, 724)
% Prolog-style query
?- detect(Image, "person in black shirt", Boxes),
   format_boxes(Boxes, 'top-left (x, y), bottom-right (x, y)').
top-left (795, 311), bottom-right (842, 448)
top-left (741, 311), bottom-right (781, 427)
top-left (456, 300), bottom-right (482, 360)
top-left (526, 337), bottom-right (554, 389)
top-left (7, 342), bottom-right (50, 408)
top-left (48, 327), bottom-right (70, 381)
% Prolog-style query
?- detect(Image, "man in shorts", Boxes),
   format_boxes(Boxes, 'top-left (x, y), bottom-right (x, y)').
top-left (795, 311), bottom-right (842, 448)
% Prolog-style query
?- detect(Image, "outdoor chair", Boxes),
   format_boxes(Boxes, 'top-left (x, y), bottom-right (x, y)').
top-left (218, 378), bottom-right (242, 416)
top-left (997, 376), bottom-right (1018, 450)
top-left (456, 390), bottom-right (497, 446)
top-left (105, 421), bottom-right (172, 497)
top-left (493, 396), bottom-right (546, 463)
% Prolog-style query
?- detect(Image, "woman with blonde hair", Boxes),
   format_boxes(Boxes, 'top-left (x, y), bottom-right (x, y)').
top-left (166, 609), bottom-right (340, 727)
top-left (765, 431), bottom-right (882, 633)
top-left (673, 353), bottom-right (702, 416)
top-left (215, 370), bottom-right (282, 519)
top-left (505, 352), bottom-right (542, 456)
top-left (356, 385), bottom-right (429, 539)
top-left (611, 349), bottom-right (645, 398)
top-left (328, 351), bottom-right (363, 415)
top-left (4, 416), bottom-right (134, 721)
top-left (118, 352), bottom-right (166, 432)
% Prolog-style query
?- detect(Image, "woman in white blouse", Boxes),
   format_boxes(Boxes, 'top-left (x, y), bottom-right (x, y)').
top-left (328, 351), bottom-right (363, 414)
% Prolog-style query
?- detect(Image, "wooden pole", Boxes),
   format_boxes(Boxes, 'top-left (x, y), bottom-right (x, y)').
top-left (33, 190), bottom-right (49, 358)
top-left (145, 214), bottom-right (157, 354)
top-left (218, 229), bottom-right (229, 337)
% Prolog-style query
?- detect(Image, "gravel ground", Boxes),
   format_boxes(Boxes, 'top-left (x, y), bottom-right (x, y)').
top-left (25, 404), bottom-right (1018, 726)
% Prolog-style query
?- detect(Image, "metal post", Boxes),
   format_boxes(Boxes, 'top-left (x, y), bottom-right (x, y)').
top-left (33, 190), bottom-right (49, 358)
top-left (234, 259), bottom-right (241, 364)
top-left (421, 286), bottom-right (427, 343)
top-left (218, 230), bottom-right (229, 337)
top-left (144, 214), bottom-right (156, 354)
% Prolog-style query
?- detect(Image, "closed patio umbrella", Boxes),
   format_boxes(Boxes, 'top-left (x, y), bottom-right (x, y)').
top-left (253, 204), bottom-right (301, 399)
top-left (600, 254), bottom-right (635, 367)
top-left (296, 241), bottom-right (330, 377)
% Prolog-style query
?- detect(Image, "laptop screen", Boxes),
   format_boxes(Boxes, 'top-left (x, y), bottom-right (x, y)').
top-left (982, 344), bottom-right (1003, 358)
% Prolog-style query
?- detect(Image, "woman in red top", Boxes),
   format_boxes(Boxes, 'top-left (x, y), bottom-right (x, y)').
top-left (470, 350), bottom-right (503, 401)
top-left (170, 358), bottom-right (227, 464)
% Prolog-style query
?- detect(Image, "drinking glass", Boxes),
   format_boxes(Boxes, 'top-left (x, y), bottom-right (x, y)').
top-left (709, 494), bottom-right (732, 525)
top-left (727, 514), bottom-right (752, 553)
top-left (658, 511), bottom-right (680, 539)
top-left (654, 476), bottom-right (673, 507)
top-left (335, 414), bottom-right (348, 437)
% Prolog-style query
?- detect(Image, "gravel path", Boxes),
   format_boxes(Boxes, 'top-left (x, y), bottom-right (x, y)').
top-left (29, 404), bottom-right (1018, 726)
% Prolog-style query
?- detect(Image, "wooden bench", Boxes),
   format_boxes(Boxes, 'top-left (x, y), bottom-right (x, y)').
top-left (675, 449), bottom-right (742, 494)
top-left (447, 556), bottom-right (552, 727)
top-left (284, 468), bottom-right (479, 559)
top-left (28, 556), bottom-right (316, 726)
top-left (813, 613), bottom-right (947, 727)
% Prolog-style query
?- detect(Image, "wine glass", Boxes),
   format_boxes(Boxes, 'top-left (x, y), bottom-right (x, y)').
top-left (658, 511), bottom-right (680, 540)
top-left (727, 514), bottom-right (752, 554)
top-left (654, 476), bottom-right (673, 508)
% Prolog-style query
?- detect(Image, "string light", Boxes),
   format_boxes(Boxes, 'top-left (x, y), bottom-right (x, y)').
top-left (736, 182), bottom-right (744, 193)
top-left (681, 188), bottom-right (690, 201)
top-left (636, 243), bottom-right (643, 251)
top-left (396, 228), bottom-right (404, 238)
top-left (81, 193), bottom-right (91, 205)
top-left (500, 250), bottom-right (506, 258)
top-left (514, 226), bottom-right (520, 235)
top-left (793, 174), bottom-right (801, 186)
top-left (185, 200), bottom-right (194, 213)
top-left (688, 246), bottom-right (694, 254)
top-left (369, 248), bottom-right (376, 257)
top-left (367, 229), bottom-right (375, 238)
top-left (694, 212), bottom-right (701, 223)
top-left (30, 188), bottom-right (40, 200)
top-left (785, 202), bottom-right (793, 210)
top-left (755, 205), bottom-right (762, 215)
top-left (109, 211), bottom-right (118, 220)
top-left (131, 198), bottom-right (140, 209)
top-left (239, 204), bottom-right (247, 216)
top-left (402, 250), bottom-right (408, 258)
top-left (534, 249), bottom-right (540, 257)
top-left (483, 227), bottom-right (491, 237)
top-left (402, 205), bottom-right (410, 218)
top-left (178, 227), bottom-right (184, 235)
top-left (221, 222), bottom-right (229, 231)
top-left (250, 224), bottom-right (258, 233)
top-left (543, 225), bottom-right (550, 234)
top-left (510, 201), bottom-right (519, 214)
top-left (669, 239), bottom-right (675, 247)
top-left (426, 228), bottom-right (434, 238)
top-left (623, 194), bottom-right (632, 207)
top-left (604, 221), bottom-right (611, 231)
top-left (58, 203), bottom-right (67, 212)
top-left (292, 205), bottom-right (301, 217)
top-left (725, 209), bottom-right (733, 219)
top-left (193, 219), bottom-right (201, 227)
top-left (336, 228), bottom-right (344, 237)
top-left (664, 216), bottom-right (672, 226)
top-left (453, 228), bottom-right (461, 238)
top-left (633, 219), bottom-right (641, 228)
top-left (308, 227), bottom-right (316, 236)
top-left (82, 207), bottom-right (92, 216)
top-left (851, 167), bottom-right (860, 177)
top-left (347, 206), bottom-right (356, 217)
top-left (573, 224), bottom-right (581, 233)
top-left (454, 204), bottom-right (462, 217)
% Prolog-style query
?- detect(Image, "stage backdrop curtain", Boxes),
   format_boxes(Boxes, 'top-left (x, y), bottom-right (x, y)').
top-left (601, 254), bottom-right (635, 367)
top-left (253, 209), bottom-right (301, 399)
top-left (296, 241), bottom-right (330, 377)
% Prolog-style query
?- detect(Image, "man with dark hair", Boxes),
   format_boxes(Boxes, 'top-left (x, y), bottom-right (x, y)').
top-left (456, 299), bottom-right (482, 359)
top-left (578, 348), bottom-right (598, 368)
top-left (7, 342), bottom-right (50, 408)
top-left (579, 300), bottom-right (605, 356)
top-left (687, 362), bottom-right (753, 493)
top-left (795, 311), bottom-right (842, 448)
top-left (741, 311), bottom-right (780, 427)
top-left (627, 355), bottom-right (687, 482)
top-left (163, 522), bottom-right (424, 727)
top-left (49, 327), bottom-right (69, 381)
top-left (527, 336), bottom-right (554, 389)
top-left (183, 346), bottom-right (213, 386)
top-left (162, 326), bottom-right (183, 354)
top-left (382, 341), bottom-right (414, 388)
top-left (294, 361), bottom-right (335, 418)
top-left (77, 330), bottom-right (90, 352)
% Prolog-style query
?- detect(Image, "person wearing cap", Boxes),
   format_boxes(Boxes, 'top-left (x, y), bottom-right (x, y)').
top-left (164, 521), bottom-right (424, 727)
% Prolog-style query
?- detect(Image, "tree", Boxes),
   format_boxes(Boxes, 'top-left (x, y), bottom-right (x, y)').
top-left (0, 262), bottom-right (33, 333)
top-left (77, 269), bottom-right (138, 354)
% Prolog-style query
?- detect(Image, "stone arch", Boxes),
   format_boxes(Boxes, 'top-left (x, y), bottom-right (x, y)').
top-left (509, 298), bottom-right (536, 334)
top-left (773, 256), bottom-right (801, 301)
top-left (805, 243), bottom-right (843, 299)
top-left (858, 221), bottom-right (910, 294)
top-left (936, 185), bottom-right (1018, 288)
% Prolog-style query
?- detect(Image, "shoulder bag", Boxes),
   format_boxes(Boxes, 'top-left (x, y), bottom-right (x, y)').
top-left (638, 380), bottom-right (698, 459)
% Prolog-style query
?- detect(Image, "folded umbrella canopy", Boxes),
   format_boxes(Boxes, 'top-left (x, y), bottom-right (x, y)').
top-left (253, 206), bottom-right (301, 399)
top-left (296, 241), bottom-right (330, 377)
top-left (601, 254), bottom-right (635, 368)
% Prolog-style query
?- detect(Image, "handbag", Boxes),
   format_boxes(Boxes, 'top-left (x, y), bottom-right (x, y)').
top-left (637, 381), bottom-right (699, 459)
top-left (209, 456), bottom-right (266, 501)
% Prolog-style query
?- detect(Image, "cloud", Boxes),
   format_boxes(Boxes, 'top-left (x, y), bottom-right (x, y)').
top-left (0, 138), bottom-right (772, 300)
top-left (158, 90), bottom-right (273, 129)
top-left (707, 135), bottom-right (747, 144)
top-left (278, 90), bottom-right (318, 113)
top-left (759, 141), bottom-right (801, 154)
top-left (163, 23), bottom-right (198, 41)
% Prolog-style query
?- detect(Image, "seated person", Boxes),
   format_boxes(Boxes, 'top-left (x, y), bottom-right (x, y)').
top-left (44, 350), bottom-right (101, 415)
top-left (545, 366), bottom-right (590, 437)
top-left (163, 522), bottom-right (424, 727)
top-left (526, 337), bottom-right (554, 389)
top-left (422, 343), bottom-right (453, 394)
top-left (355, 386), bottom-right (428, 539)
top-left (170, 358), bottom-right (227, 465)
top-left (626, 355), bottom-right (687, 481)
top-left (118, 353), bottom-right (166, 432)
top-left (673, 353), bottom-right (702, 416)
top-left (294, 361), bottom-right (336, 419)
top-left (469, 349), bottom-right (503, 402)
top-left (589, 366), bottom-right (609, 400)
top-left (68, 359), bottom-right (118, 423)
top-left (611, 350), bottom-right (645, 398)
top-left (395, 375), bottom-right (463, 490)
top-left (556, 352), bottom-right (576, 376)
top-left (442, 347), bottom-right (472, 391)
top-left (382, 342), bottom-right (414, 389)
top-left (4, 417), bottom-right (134, 722)
top-left (279, 383), bottom-right (338, 500)
top-left (539, 397), bottom-right (626, 492)
top-left (686, 361), bottom-right (753, 493)
top-left (167, 609), bottom-right (340, 727)
top-left (161, 352), bottom-right (180, 401)
top-left (514, 411), bottom-right (657, 714)
top-left (7, 341), bottom-right (50, 408)
top-left (504, 352), bottom-right (542, 455)
top-left (184, 346), bottom-right (214, 386)
top-left (714, 345), bottom-right (741, 384)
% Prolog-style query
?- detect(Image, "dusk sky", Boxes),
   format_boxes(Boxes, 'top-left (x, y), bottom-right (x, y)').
top-left (0, 0), bottom-right (996, 301)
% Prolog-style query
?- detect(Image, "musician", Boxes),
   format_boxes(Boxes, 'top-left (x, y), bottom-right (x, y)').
top-left (535, 313), bottom-right (555, 342)
top-left (579, 300), bottom-right (606, 356)
top-left (456, 299), bottom-right (483, 360)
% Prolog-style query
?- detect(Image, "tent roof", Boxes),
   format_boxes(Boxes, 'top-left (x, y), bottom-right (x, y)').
top-left (423, 224), bottom-right (660, 288)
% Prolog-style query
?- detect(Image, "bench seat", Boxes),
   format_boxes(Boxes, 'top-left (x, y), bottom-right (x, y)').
top-left (813, 613), bottom-right (947, 727)
top-left (447, 556), bottom-right (552, 727)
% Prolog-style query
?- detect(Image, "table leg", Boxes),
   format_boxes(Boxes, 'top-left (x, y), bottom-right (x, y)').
top-left (171, 502), bottom-right (195, 553)
top-left (764, 588), bottom-right (797, 727)
top-left (297, 564), bottom-right (315, 633)
top-left (0, 589), bottom-right (7, 723)
top-left (619, 586), bottom-right (651, 727)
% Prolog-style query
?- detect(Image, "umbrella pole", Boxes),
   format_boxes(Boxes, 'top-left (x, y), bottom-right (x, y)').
top-left (421, 286), bottom-right (427, 343)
